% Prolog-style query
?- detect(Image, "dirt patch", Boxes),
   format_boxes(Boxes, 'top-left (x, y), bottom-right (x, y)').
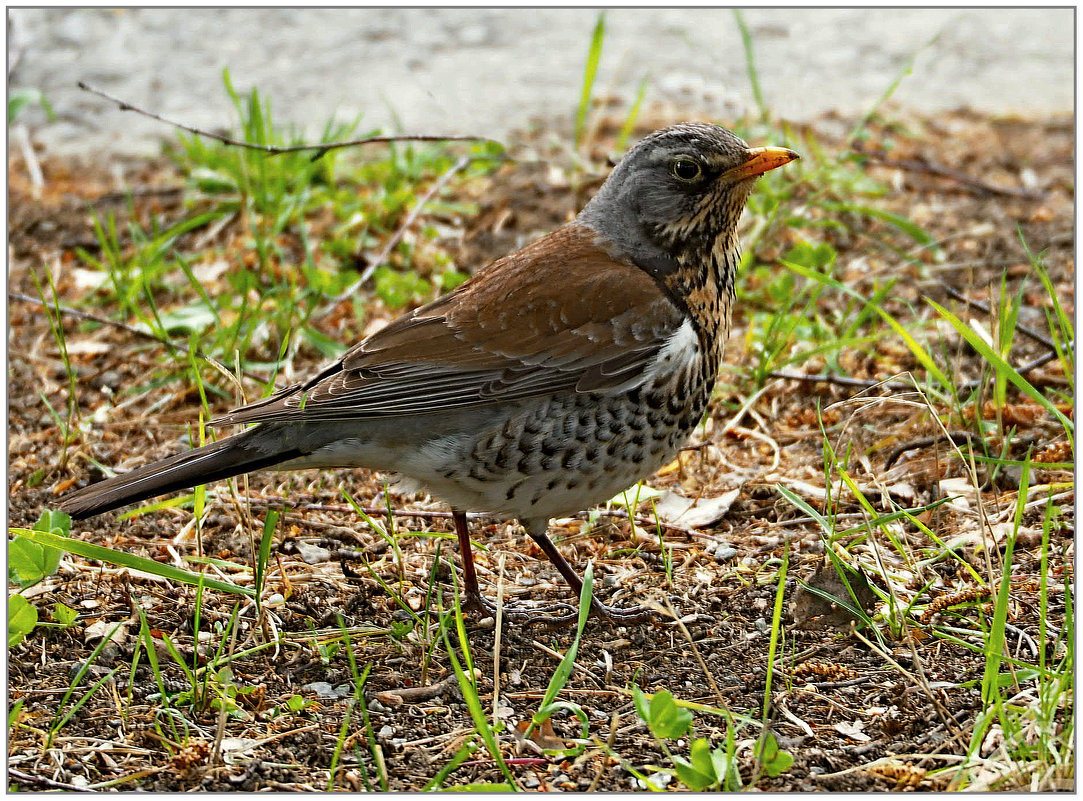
top-left (7, 109), bottom-right (1074, 791)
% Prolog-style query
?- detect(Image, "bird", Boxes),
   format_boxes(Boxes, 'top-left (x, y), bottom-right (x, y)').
top-left (60, 123), bottom-right (798, 625)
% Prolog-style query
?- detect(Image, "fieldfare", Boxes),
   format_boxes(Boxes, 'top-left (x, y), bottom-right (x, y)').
top-left (61, 123), bottom-right (798, 624)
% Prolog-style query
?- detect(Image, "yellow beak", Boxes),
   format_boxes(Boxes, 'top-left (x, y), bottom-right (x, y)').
top-left (723, 146), bottom-right (800, 182)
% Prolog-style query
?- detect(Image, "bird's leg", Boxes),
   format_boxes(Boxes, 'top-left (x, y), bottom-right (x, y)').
top-left (452, 509), bottom-right (484, 606)
top-left (451, 510), bottom-right (576, 625)
top-left (524, 520), bottom-right (656, 624)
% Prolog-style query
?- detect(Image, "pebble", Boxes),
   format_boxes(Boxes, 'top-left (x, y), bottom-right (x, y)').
top-left (713, 545), bottom-right (737, 562)
top-left (303, 681), bottom-right (350, 699)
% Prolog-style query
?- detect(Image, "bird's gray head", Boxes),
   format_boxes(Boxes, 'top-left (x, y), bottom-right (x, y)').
top-left (579, 123), bottom-right (798, 272)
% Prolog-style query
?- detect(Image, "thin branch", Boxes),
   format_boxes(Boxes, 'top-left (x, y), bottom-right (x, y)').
top-left (854, 141), bottom-right (1046, 200)
top-left (221, 494), bottom-right (712, 541)
top-left (9, 291), bottom-right (270, 386)
top-left (78, 81), bottom-right (502, 159)
top-left (771, 348), bottom-right (1060, 395)
top-left (8, 768), bottom-right (94, 793)
top-left (941, 284), bottom-right (1057, 350)
top-left (318, 153), bottom-right (477, 312)
top-left (1013, 349), bottom-right (1060, 376)
top-left (768, 371), bottom-right (913, 392)
top-left (884, 429), bottom-right (984, 469)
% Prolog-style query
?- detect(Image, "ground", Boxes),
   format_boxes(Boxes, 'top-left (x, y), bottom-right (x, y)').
top-left (6, 107), bottom-right (1074, 791)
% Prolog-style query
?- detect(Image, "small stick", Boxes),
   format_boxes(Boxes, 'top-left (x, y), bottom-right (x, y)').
top-left (769, 370), bottom-right (912, 392)
top-left (78, 81), bottom-right (501, 159)
top-left (884, 430), bottom-right (983, 469)
top-left (9, 291), bottom-right (269, 385)
top-left (7, 768), bottom-right (93, 793)
top-left (941, 284), bottom-right (1056, 350)
top-left (319, 153), bottom-right (476, 310)
top-left (374, 669), bottom-right (478, 707)
top-left (854, 142), bottom-right (1046, 201)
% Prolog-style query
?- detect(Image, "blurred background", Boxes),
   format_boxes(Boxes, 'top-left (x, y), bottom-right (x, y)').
top-left (7, 7), bottom-right (1074, 157)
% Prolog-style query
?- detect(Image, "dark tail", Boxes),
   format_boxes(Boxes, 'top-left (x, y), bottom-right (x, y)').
top-left (60, 426), bottom-right (305, 519)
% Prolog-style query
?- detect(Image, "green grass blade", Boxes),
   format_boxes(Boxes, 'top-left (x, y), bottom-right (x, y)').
top-left (927, 298), bottom-right (1073, 443)
top-left (981, 458), bottom-right (1029, 707)
top-left (733, 10), bottom-right (767, 120)
top-left (443, 588), bottom-right (517, 788)
top-left (761, 542), bottom-right (787, 722)
top-left (254, 508), bottom-right (280, 606)
top-left (422, 735), bottom-right (479, 791)
top-left (615, 76), bottom-right (649, 151)
top-left (12, 526), bottom-right (255, 598)
top-left (575, 13), bottom-right (606, 147)
top-left (825, 202), bottom-right (940, 255)
top-left (536, 561), bottom-right (593, 714)
top-left (783, 259), bottom-right (953, 389)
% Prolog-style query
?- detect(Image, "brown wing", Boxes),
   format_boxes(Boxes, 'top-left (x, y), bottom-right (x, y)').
top-left (214, 224), bottom-right (685, 425)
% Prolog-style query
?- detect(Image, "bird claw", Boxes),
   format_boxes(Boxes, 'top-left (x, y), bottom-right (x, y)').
top-left (461, 590), bottom-right (654, 627)
top-left (588, 598), bottom-right (656, 625)
top-left (461, 591), bottom-right (578, 627)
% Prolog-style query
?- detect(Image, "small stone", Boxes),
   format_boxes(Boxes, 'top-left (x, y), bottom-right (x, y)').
top-left (303, 682), bottom-right (349, 700)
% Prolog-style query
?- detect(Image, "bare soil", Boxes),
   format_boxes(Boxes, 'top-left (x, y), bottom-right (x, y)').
top-left (7, 109), bottom-right (1074, 791)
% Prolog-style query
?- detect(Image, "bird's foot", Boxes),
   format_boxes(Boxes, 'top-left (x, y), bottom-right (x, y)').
top-left (587, 597), bottom-right (656, 625)
top-left (461, 590), bottom-right (655, 627)
top-left (462, 590), bottom-right (579, 627)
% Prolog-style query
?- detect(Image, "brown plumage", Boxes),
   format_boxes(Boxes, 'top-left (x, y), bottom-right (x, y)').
top-left (60, 123), bottom-right (798, 625)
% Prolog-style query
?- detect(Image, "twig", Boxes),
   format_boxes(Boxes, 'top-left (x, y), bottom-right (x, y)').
top-left (8, 768), bottom-right (94, 793)
top-left (234, 495), bottom-right (482, 522)
top-left (769, 370), bottom-right (913, 392)
top-left (234, 494), bottom-right (718, 542)
top-left (93, 186), bottom-right (184, 205)
top-left (806, 676), bottom-right (874, 690)
top-left (854, 142), bottom-right (1046, 200)
top-left (772, 354), bottom-right (1059, 395)
top-left (375, 669), bottom-right (478, 707)
top-left (1013, 349), bottom-right (1060, 377)
top-left (78, 81), bottom-right (500, 159)
top-left (941, 284), bottom-right (1057, 350)
top-left (884, 430), bottom-right (984, 469)
top-left (9, 291), bottom-right (271, 386)
top-left (531, 640), bottom-right (599, 682)
top-left (318, 153), bottom-right (476, 311)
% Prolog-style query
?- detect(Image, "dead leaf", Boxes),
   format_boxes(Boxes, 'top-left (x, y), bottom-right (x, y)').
top-left (652, 488), bottom-right (739, 528)
top-left (515, 718), bottom-right (569, 751)
top-left (83, 618), bottom-right (129, 646)
top-left (833, 720), bottom-right (871, 742)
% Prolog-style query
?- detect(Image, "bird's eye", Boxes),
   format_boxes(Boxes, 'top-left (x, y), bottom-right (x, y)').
top-left (671, 158), bottom-right (702, 182)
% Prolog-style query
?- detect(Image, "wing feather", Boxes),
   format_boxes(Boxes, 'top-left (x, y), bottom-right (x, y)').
top-left (213, 225), bottom-right (687, 426)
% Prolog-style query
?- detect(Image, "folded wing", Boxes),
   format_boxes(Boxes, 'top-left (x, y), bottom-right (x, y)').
top-left (214, 225), bottom-right (686, 425)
